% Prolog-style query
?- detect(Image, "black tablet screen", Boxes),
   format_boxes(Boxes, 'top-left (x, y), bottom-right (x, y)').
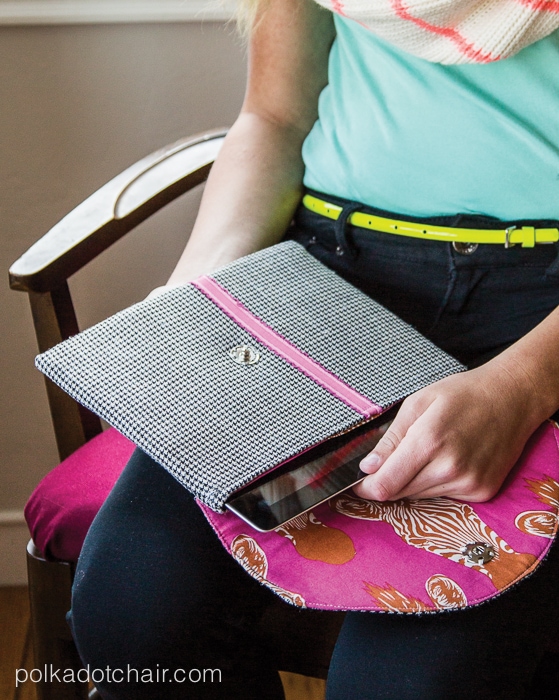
top-left (225, 406), bottom-right (398, 531)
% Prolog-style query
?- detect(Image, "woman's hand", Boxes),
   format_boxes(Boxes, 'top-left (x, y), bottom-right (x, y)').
top-left (353, 359), bottom-right (546, 503)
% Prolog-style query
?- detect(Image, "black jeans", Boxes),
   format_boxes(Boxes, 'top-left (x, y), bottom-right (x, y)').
top-left (69, 199), bottom-right (559, 699)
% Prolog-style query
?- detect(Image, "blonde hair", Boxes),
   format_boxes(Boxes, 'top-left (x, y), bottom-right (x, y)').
top-left (235, 0), bottom-right (271, 36)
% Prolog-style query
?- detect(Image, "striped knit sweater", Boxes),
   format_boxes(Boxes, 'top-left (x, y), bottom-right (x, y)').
top-left (313, 0), bottom-right (559, 63)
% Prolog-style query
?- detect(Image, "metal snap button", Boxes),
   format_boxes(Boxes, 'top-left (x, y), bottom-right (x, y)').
top-left (462, 542), bottom-right (496, 565)
top-left (228, 345), bottom-right (260, 365)
top-left (452, 242), bottom-right (478, 255)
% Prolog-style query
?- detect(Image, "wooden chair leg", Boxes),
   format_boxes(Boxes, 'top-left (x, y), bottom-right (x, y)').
top-left (26, 540), bottom-right (88, 700)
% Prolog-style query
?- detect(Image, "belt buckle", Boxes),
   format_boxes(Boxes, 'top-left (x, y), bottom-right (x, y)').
top-left (504, 226), bottom-right (516, 249)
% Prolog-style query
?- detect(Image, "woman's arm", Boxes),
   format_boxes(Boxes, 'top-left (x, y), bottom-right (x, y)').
top-left (355, 306), bottom-right (559, 502)
top-left (164, 0), bottom-right (335, 285)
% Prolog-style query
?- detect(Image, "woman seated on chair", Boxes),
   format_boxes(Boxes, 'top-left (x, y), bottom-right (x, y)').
top-left (69, 1), bottom-right (559, 698)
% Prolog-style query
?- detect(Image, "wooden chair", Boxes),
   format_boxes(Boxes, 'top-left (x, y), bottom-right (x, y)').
top-left (9, 129), bottom-right (345, 700)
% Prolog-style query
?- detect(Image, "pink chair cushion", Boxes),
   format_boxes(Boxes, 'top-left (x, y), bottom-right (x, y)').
top-left (24, 428), bottom-right (135, 562)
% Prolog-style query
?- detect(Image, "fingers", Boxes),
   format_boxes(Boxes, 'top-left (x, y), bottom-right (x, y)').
top-left (146, 286), bottom-right (171, 300)
top-left (145, 284), bottom-right (182, 301)
top-left (358, 427), bottom-right (400, 475)
top-left (351, 370), bottom-right (527, 504)
top-left (356, 452), bottom-right (505, 503)
top-left (398, 469), bottom-right (504, 503)
top-left (355, 456), bottom-right (464, 502)
top-left (356, 396), bottom-right (434, 500)
top-left (386, 463), bottom-right (459, 501)
top-left (359, 399), bottom-right (419, 474)
top-left (354, 432), bottom-right (432, 501)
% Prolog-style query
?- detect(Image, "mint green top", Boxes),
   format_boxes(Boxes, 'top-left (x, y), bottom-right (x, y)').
top-left (302, 14), bottom-right (559, 220)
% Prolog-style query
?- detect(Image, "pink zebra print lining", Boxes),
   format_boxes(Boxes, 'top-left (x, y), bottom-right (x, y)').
top-left (200, 421), bottom-right (559, 612)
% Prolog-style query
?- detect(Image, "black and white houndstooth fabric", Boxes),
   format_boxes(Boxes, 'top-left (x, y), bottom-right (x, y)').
top-left (212, 243), bottom-right (462, 406)
top-left (36, 242), bottom-right (463, 511)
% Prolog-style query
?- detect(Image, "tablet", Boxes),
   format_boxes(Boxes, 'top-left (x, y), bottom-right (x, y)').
top-left (225, 405), bottom-right (398, 531)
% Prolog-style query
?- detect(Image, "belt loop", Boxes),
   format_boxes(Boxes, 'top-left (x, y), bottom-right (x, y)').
top-left (334, 202), bottom-right (361, 259)
top-left (520, 226), bottom-right (536, 248)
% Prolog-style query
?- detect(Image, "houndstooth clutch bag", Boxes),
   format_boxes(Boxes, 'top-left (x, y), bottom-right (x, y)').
top-left (35, 241), bottom-right (463, 512)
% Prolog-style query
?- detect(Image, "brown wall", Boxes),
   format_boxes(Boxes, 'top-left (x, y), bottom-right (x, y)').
top-left (0, 20), bottom-right (246, 576)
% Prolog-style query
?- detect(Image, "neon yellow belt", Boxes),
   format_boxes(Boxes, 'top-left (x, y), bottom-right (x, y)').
top-left (302, 194), bottom-right (559, 248)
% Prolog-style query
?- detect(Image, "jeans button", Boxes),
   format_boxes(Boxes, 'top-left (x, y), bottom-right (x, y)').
top-left (452, 242), bottom-right (478, 255)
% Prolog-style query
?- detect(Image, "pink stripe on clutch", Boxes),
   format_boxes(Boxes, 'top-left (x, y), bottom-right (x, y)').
top-left (193, 276), bottom-right (381, 418)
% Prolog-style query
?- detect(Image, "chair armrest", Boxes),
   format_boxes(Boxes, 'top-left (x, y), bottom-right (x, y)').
top-left (9, 128), bottom-right (226, 460)
top-left (9, 129), bottom-right (227, 293)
